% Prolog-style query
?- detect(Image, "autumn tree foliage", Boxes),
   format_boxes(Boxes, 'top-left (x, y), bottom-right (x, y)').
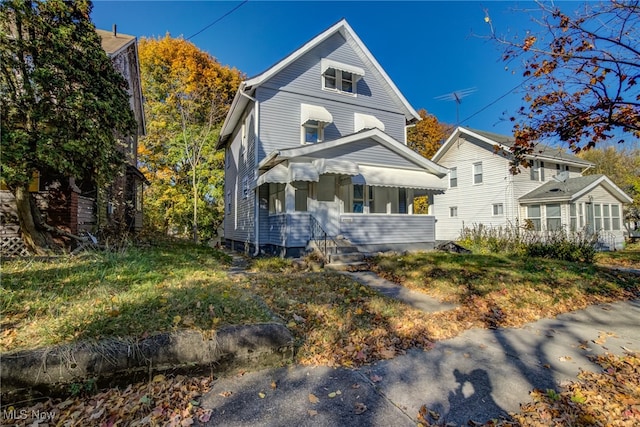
top-left (407, 109), bottom-right (452, 214)
top-left (578, 146), bottom-right (640, 230)
top-left (486, 1), bottom-right (640, 168)
top-left (407, 109), bottom-right (452, 159)
top-left (0, 0), bottom-right (136, 253)
top-left (138, 35), bottom-right (242, 241)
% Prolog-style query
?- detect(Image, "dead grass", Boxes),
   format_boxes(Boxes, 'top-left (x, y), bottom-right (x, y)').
top-left (596, 241), bottom-right (640, 268)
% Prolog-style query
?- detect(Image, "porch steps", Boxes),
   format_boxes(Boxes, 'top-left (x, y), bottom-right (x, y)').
top-left (308, 237), bottom-right (366, 269)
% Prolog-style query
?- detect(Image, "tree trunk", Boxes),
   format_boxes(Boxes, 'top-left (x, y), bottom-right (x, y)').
top-left (192, 169), bottom-right (198, 243)
top-left (13, 185), bottom-right (51, 255)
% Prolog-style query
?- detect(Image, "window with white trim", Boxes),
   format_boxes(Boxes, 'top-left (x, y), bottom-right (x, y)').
top-left (449, 167), bottom-right (457, 188)
top-left (570, 203), bottom-right (578, 231)
top-left (611, 204), bottom-right (621, 231)
top-left (473, 162), bottom-right (483, 184)
top-left (303, 120), bottom-right (323, 144)
top-left (353, 184), bottom-right (364, 213)
top-left (527, 205), bottom-right (541, 231)
top-left (546, 204), bottom-right (562, 231)
top-left (531, 160), bottom-right (545, 181)
top-left (594, 203), bottom-right (602, 230)
top-left (321, 59), bottom-right (364, 95)
top-left (493, 203), bottom-right (504, 216)
top-left (449, 206), bottom-right (458, 217)
top-left (603, 204), bottom-right (611, 230)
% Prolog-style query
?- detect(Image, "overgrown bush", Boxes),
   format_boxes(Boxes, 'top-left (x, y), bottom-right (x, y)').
top-left (458, 222), bottom-right (598, 263)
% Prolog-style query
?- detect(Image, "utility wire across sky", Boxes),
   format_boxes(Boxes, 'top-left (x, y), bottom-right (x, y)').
top-left (186, 0), bottom-right (248, 41)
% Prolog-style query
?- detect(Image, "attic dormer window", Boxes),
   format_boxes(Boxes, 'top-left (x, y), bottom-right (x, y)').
top-left (321, 59), bottom-right (364, 95)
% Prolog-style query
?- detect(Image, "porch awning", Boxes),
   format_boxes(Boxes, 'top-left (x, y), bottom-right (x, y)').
top-left (301, 104), bottom-right (333, 124)
top-left (256, 163), bottom-right (289, 186)
top-left (354, 165), bottom-right (447, 191)
top-left (320, 58), bottom-right (365, 78)
top-left (289, 163), bottom-right (319, 182)
top-left (312, 159), bottom-right (360, 176)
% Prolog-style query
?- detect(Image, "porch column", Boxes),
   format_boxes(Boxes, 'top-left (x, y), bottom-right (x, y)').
top-left (285, 183), bottom-right (296, 212)
top-left (407, 189), bottom-right (414, 214)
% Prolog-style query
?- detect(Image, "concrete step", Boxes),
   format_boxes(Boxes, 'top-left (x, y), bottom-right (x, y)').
top-left (329, 252), bottom-right (365, 264)
top-left (324, 261), bottom-right (367, 271)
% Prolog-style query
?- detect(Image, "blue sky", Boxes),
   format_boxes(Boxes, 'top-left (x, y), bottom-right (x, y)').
top-left (91, 1), bottom-right (561, 136)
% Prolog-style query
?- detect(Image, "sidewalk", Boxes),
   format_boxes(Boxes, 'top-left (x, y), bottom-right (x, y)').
top-left (199, 299), bottom-right (640, 426)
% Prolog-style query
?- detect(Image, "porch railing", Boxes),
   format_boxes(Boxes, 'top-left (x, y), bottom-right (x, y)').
top-left (596, 231), bottom-right (616, 251)
top-left (309, 215), bottom-right (338, 261)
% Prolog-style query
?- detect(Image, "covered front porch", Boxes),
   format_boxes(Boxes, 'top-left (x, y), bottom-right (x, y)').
top-left (257, 158), bottom-right (443, 256)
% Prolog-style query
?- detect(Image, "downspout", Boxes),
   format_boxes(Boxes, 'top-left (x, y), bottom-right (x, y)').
top-left (239, 89), bottom-right (260, 256)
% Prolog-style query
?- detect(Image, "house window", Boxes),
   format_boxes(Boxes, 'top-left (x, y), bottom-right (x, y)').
top-left (612, 204), bottom-right (621, 230)
top-left (226, 190), bottom-right (231, 215)
top-left (473, 162), bottom-right (483, 184)
top-left (317, 175), bottom-right (335, 202)
top-left (269, 183), bottom-right (285, 214)
top-left (603, 204), bottom-right (611, 231)
top-left (594, 204), bottom-right (602, 230)
top-left (546, 204), bottom-right (562, 231)
top-left (323, 68), bottom-right (357, 94)
top-left (321, 59), bottom-right (364, 95)
top-left (293, 182), bottom-right (308, 212)
top-left (240, 122), bottom-right (247, 159)
top-left (449, 206), bottom-right (458, 218)
top-left (368, 186), bottom-right (375, 214)
top-left (242, 176), bottom-right (249, 200)
top-left (449, 167), bottom-right (457, 188)
top-left (303, 120), bottom-right (323, 144)
top-left (531, 160), bottom-right (545, 181)
top-left (353, 184), bottom-right (364, 213)
top-left (527, 205), bottom-right (541, 231)
top-left (570, 203), bottom-right (577, 231)
top-left (493, 203), bottom-right (503, 216)
top-left (556, 163), bottom-right (569, 172)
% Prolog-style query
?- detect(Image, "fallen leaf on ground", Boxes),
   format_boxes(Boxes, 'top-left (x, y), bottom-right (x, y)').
top-left (308, 393), bottom-right (319, 404)
top-left (370, 374), bottom-right (382, 383)
top-left (354, 402), bottom-right (367, 414)
top-left (218, 391), bottom-right (232, 397)
top-left (308, 409), bottom-right (318, 416)
top-left (258, 392), bottom-right (266, 398)
top-left (270, 381), bottom-right (277, 390)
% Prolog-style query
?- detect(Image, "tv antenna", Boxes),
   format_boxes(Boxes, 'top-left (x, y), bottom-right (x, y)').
top-left (435, 87), bottom-right (477, 124)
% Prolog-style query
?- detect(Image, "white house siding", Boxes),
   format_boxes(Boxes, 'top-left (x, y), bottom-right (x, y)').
top-left (433, 136), bottom-right (513, 241)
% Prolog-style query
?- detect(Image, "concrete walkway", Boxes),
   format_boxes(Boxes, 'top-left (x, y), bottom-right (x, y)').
top-left (199, 299), bottom-right (640, 426)
top-left (342, 271), bottom-right (458, 313)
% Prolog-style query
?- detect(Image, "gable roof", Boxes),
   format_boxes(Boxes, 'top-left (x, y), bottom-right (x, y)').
top-left (433, 126), bottom-right (594, 168)
top-left (259, 127), bottom-right (448, 177)
top-left (519, 174), bottom-right (633, 204)
top-left (217, 19), bottom-right (420, 148)
top-left (96, 29), bottom-right (136, 57)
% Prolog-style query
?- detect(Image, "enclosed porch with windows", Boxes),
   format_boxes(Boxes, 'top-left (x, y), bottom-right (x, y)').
top-left (256, 159), bottom-right (446, 256)
top-left (519, 175), bottom-right (633, 251)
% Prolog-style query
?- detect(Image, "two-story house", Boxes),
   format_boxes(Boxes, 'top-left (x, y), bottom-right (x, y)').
top-left (431, 127), bottom-right (633, 249)
top-left (0, 27), bottom-right (146, 256)
top-left (217, 19), bottom-right (448, 258)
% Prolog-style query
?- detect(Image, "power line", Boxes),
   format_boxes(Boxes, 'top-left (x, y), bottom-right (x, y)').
top-left (186, 0), bottom-right (249, 41)
top-left (459, 76), bottom-right (534, 125)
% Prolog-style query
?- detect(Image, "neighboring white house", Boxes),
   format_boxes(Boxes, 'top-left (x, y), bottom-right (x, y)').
top-left (217, 19), bottom-right (448, 258)
top-left (431, 127), bottom-right (633, 250)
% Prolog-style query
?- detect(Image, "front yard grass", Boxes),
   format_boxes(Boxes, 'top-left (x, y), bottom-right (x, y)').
top-left (369, 249), bottom-right (639, 330)
top-left (0, 242), bottom-right (272, 353)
